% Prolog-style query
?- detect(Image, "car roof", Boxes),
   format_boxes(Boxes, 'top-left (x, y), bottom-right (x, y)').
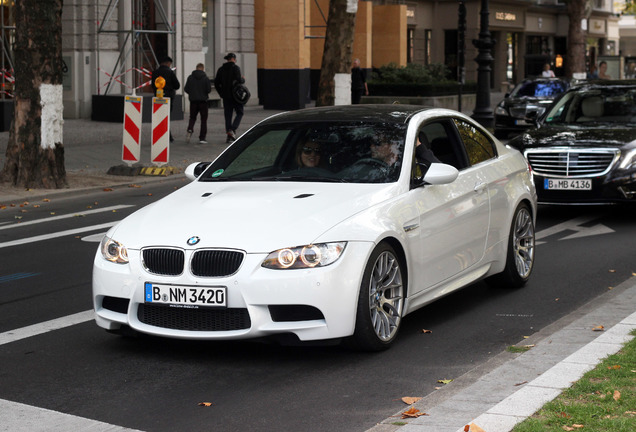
top-left (264, 104), bottom-right (432, 125)
top-left (569, 79), bottom-right (636, 91)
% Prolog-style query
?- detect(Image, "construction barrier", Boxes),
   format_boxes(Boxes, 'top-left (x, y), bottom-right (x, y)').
top-left (122, 95), bottom-right (143, 165)
top-left (151, 97), bottom-right (170, 166)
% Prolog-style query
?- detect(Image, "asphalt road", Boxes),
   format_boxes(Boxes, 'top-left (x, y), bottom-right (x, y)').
top-left (1, 180), bottom-right (635, 432)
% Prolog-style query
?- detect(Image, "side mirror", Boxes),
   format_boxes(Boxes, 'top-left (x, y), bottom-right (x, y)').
top-left (524, 110), bottom-right (540, 127)
top-left (185, 162), bottom-right (211, 181)
top-left (423, 163), bottom-right (459, 185)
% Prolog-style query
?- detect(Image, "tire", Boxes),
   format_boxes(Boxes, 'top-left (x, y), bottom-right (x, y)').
top-left (487, 203), bottom-right (535, 288)
top-left (347, 243), bottom-right (405, 351)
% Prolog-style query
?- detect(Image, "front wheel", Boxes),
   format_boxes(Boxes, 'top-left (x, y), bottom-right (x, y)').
top-left (487, 203), bottom-right (535, 288)
top-left (347, 243), bottom-right (405, 351)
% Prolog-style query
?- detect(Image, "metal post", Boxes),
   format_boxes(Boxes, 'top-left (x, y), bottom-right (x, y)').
top-left (471, 0), bottom-right (494, 127)
top-left (457, 1), bottom-right (466, 113)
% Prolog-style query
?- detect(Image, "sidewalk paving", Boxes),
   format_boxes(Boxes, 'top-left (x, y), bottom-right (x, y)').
top-left (2, 93), bottom-right (634, 432)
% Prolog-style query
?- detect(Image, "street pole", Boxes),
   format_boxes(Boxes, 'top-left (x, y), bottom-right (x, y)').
top-left (471, 0), bottom-right (494, 127)
top-left (457, 1), bottom-right (466, 113)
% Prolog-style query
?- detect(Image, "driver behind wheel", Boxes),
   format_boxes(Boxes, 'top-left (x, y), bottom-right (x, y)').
top-left (295, 138), bottom-right (322, 168)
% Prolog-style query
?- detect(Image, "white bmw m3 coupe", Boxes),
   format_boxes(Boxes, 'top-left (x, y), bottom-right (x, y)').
top-left (93, 105), bottom-right (537, 350)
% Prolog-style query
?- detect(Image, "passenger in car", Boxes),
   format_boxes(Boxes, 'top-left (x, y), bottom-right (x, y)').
top-left (416, 131), bottom-right (441, 173)
top-left (296, 139), bottom-right (322, 168)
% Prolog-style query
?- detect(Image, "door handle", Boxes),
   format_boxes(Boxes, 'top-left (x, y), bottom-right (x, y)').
top-left (474, 182), bottom-right (487, 193)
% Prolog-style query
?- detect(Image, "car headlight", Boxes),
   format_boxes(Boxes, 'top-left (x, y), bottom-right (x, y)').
top-left (618, 148), bottom-right (636, 170)
top-left (100, 236), bottom-right (129, 264)
top-left (262, 242), bottom-right (346, 269)
top-left (495, 105), bottom-right (508, 116)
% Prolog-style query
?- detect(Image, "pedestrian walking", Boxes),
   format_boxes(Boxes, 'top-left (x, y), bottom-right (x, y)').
top-left (214, 53), bottom-right (245, 143)
top-left (351, 58), bottom-right (368, 104)
top-left (151, 56), bottom-right (181, 142)
top-left (184, 63), bottom-right (212, 144)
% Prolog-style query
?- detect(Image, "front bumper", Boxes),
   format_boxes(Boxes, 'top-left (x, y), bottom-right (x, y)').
top-left (92, 241), bottom-right (374, 341)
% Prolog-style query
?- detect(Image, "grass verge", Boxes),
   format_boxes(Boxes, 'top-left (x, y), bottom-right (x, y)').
top-left (512, 329), bottom-right (636, 431)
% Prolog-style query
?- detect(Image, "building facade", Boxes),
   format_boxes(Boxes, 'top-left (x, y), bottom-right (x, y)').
top-left (0, 0), bottom-right (627, 123)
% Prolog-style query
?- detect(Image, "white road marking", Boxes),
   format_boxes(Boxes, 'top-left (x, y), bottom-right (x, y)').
top-left (0, 399), bottom-right (144, 431)
top-left (0, 222), bottom-right (118, 249)
top-left (0, 310), bottom-right (94, 346)
top-left (0, 205), bottom-right (133, 231)
top-left (535, 215), bottom-right (614, 245)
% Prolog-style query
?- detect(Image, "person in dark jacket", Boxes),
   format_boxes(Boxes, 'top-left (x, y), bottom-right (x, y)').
top-left (151, 56), bottom-right (181, 142)
top-left (351, 58), bottom-right (368, 104)
top-left (214, 53), bottom-right (245, 143)
top-left (184, 63), bottom-right (212, 144)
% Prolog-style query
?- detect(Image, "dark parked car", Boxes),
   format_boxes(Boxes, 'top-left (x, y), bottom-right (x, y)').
top-left (494, 77), bottom-right (569, 139)
top-left (509, 80), bottom-right (636, 205)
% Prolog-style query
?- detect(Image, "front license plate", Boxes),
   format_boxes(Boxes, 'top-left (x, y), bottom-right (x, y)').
top-left (544, 178), bottom-right (592, 190)
top-left (144, 282), bottom-right (226, 308)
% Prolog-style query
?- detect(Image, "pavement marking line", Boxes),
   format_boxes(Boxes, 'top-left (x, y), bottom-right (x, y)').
top-left (0, 398), bottom-right (144, 432)
top-left (0, 310), bottom-right (94, 346)
top-left (0, 205), bottom-right (133, 231)
top-left (0, 221), bottom-right (119, 249)
top-left (0, 272), bottom-right (41, 284)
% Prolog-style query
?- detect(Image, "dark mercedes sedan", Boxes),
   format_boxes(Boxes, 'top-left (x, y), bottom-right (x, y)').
top-left (508, 80), bottom-right (636, 204)
top-left (494, 77), bottom-right (569, 139)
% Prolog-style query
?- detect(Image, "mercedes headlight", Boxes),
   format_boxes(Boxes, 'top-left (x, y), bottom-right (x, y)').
top-left (495, 104), bottom-right (508, 116)
top-left (262, 242), bottom-right (346, 269)
top-left (618, 147), bottom-right (636, 170)
top-left (100, 236), bottom-right (129, 264)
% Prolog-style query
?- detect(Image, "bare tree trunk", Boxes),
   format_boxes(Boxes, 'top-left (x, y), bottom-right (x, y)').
top-left (565, 0), bottom-right (589, 79)
top-left (1, 0), bottom-right (66, 188)
top-left (316, 0), bottom-right (357, 107)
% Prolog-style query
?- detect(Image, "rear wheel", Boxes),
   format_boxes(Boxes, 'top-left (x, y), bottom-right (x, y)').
top-left (488, 203), bottom-right (535, 288)
top-left (348, 243), bottom-right (405, 351)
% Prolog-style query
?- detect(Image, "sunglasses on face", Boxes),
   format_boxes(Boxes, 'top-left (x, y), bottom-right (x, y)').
top-left (302, 147), bottom-right (321, 155)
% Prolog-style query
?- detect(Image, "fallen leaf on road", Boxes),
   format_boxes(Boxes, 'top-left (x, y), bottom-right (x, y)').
top-left (400, 407), bottom-right (428, 419)
top-left (514, 381), bottom-right (528, 386)
top-left (592, 325), bottom-right (604, 331)
top-left (42, 198), bottom-right (50, 202)
top-left (198, 402), bottom-right (213, 407)
top-left (103, 188), bottom-right (113, 192)
top-left (421, 329), bottom-right (432, 334)
top-left (437, 379), bottom-right (453, 384)
top-left (401, 397), bottom-right (422, 405)
top-left (464, 423), bottom-right (486, 432)
top-left (609, 269), bottom-right (616, 273)
top-left (128, 184), bottom-right (142, 188)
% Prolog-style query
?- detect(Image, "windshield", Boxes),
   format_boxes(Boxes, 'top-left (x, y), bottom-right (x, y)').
top-left (198, 121), bottom-right (407, 183)
top-left (511, 80), bottom-right (568, 98)
top-left (544, 86), bottom-right (636, 126)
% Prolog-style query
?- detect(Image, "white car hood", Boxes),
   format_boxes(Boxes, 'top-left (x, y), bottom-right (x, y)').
top-left (111, 181), bottom-right (397, 252)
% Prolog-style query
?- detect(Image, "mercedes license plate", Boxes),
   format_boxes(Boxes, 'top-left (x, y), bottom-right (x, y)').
top-left (144, 282), bottom-right (226, 308)
top-left (544, 178), bottom-right (592, 190)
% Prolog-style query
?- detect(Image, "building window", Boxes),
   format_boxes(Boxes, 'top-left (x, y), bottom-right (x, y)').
top-left (425, 29), bottom-right (432, 65)
top-left (407, 27), bottom-right (414, 63)
top-left (445, 30), bottom-right (458, 81)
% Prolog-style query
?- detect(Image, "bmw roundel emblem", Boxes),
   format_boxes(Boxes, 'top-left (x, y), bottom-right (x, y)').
top-left (187, 236), bottom-right (200, 246)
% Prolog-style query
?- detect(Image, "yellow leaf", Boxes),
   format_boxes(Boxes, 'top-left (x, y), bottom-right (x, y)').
top-left (465, 423), bottom-right (486, 432)
top-left (401, 396), bottom-right (422, 405)
top-left (198, 402), bottom-right (213, 407)
top-left (613, 390), bottom-right (621, 401)
top-left (42, 198), bottom-right (50, 202)
top-left (592, 325), bottom-right (604, 331)
top-left (437, 379), bottom-right (453, 384)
